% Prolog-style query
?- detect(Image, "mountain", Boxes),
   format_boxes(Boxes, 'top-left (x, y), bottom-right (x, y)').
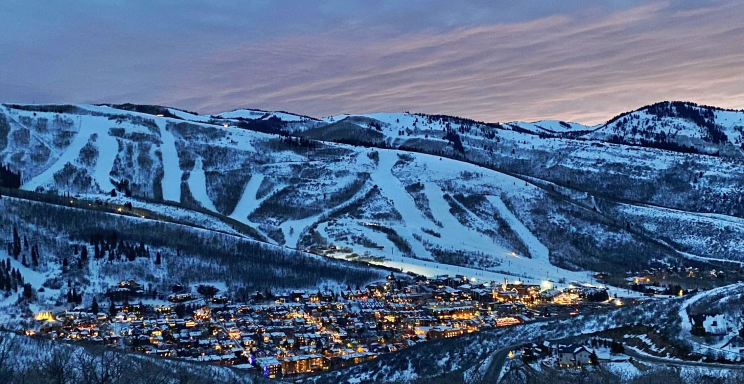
top-left (2, 101), bottom-right (744, 280)
top-left (2, 101), bottom-right (744, 382)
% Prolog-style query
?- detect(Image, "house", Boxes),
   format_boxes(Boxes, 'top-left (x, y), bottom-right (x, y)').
top-left (281, 354), bottom-right (324, 375)
top-left (558, 344), bottom-right (593, 367)
top-left (690, 314), bottom-right (728, 336)
top-left (427, 326), bottom-right (465, 339)
top-left (255, 356), bottom-right (282, 378)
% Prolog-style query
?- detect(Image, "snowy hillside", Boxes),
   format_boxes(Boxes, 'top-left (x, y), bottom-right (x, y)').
top-left (2, 101), bottom-right (744, 283)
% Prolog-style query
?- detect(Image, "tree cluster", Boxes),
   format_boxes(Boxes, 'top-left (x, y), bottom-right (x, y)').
top-left (0, 163), bottom-right (21, 189)
top-left (0, 258), bottom-right (24, 296)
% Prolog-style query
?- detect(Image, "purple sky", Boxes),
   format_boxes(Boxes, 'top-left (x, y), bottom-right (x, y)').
top-left (2, 0), bottom-right (743, 124)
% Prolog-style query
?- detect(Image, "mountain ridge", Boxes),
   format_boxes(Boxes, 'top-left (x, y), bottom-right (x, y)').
top-left (1, 100), bottom-right (743, 279)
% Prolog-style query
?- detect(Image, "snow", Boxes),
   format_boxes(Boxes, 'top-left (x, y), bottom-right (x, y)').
top-left (368, 150), bottom-right (437, 258)
top-left (188, 157), bottom-right (217, 212)
top-left (92, 126), bottom-right (118, 192)
top-left (509, 120), bottom-right (594, 134)
top-left (167, 108), bottom-right (212, 123)
top-left (217, 109), bottom-right (267, 120)
top-left (159, 122), bottom-right (182, 202)
top-left (605, 361), bottom-right (641, 379)
top-left (678, 283), bottom-right (744, 337)
top-left (229, 174), bottom-right (265, 221)
top-left (486, 195), bottom-right (549, 262)
top-left (217, 109), bottom-right (310, 122)
top-left (22, 116), bottom-right (89, 192)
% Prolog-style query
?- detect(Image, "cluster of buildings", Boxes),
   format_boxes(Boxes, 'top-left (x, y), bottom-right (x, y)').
top-left (27, 274), bottom-right (614, 379)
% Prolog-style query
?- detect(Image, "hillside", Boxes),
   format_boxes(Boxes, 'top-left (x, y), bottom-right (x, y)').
top-left (2, 101), bottom-right (744, 281)
top-left (2, 101), bottom-right (744, 382)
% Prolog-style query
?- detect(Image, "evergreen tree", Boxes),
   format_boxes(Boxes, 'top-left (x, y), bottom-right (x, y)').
top-left (12, 227), bottom-right (20, 259)
top-left (155, 252), bottom-right (161, 265)
top-left (91, 296), bottom-right (99, 314)
top-left (80, 246), bottom-right (88, 261)
top-left (22, 283), bottom-right (33, 301)
top-left (109, 300), bottom-right (117, 317)
top-left (31, 245), bottom-right (39, 267)
top-left (21, 254), bottom-right (27, 267)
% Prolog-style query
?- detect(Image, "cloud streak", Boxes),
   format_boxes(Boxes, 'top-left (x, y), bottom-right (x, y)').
top-left (2, 1), bottom-right (743, 124)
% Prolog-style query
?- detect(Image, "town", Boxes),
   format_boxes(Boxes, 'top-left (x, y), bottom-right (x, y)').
top-left (26, 273), bottom-right (634, 379)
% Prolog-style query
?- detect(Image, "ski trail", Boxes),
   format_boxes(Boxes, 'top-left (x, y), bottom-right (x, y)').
top-left (23, 116), bottom-right (90, 191)
top-left (229, 173), bottom-right (266, 220)
top-left (160, 123), bottom-right (182, 202)
top-left (423, 181), bottom-right (518, 258)
top-left (369, 150), bottom-right (434, 258)
top-left (93, 128), bottom-right (117, 192)
top-left (424, 181), bottom-right (576, 282)
top-left (188, 157), bottom-right (217, 212)
top-left (486, 195), bottom-right (549, 262)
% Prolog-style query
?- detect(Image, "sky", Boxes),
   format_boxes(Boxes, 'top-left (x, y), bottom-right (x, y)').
top-left (1, 0), bottom-right (743, 124)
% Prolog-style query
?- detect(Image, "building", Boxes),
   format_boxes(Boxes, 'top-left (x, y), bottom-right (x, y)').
top-left (427, 326), bottom-right (465, 339)
top-left (558, 344), bottom-right (593, 367)
top-left (690, 314), bottom-right (728, 336)
top-left (255, 356), bottom-right (282, 378)
top-left (282, 354), bottom-right (324, 375)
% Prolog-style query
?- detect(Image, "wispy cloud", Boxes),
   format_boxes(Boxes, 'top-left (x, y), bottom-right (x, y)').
top-left (2, 1), bottom-right (743, 123)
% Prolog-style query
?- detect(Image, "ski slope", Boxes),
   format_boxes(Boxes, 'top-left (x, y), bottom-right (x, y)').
top-left (21, 115), bottom-right (122, 192)
top-left (486, 195), bottom-right (550, 262)
top-left (368, 150), bottom-right (437, 258)
top-left (160, 123), bottom-right (182, 202)
top-left (229, 174), bottom-right (264, 220)
top-left (93, 127), bottom-right (118, 192)
top-left (188, 157), bottom-right (217, 212)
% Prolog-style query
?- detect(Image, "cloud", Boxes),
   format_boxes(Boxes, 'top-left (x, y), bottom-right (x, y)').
top-left (1, 0), bottom-right (743, 123)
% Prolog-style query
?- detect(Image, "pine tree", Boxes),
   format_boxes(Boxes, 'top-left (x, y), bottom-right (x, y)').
top-left (62, 257), bottom-right (69, 268)
top-left (21, 254), bottom-right (27, 267)
top-left (91, 296), bottom-right (99, 314)
top-left (155, 252), bottom-right (161, 265)
top-left (31, 245), bottom-right (39, 267)
top-left (109, 299), bottom-right (117, 317)
top-left (80, 246), bottom-right (88, 261)
top-left (12, 227), bottom-right (20, 259)
top-left (23, 236), bottom-right (28, 250)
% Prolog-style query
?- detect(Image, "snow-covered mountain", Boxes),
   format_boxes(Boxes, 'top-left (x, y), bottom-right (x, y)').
top-left (2, 101), bottom-right (744, 286)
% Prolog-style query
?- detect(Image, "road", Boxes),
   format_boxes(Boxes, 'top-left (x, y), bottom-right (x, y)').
top-left (482, 347), bottom-right (511, 383)
top-left (623, 347), bottom-right (744, 371)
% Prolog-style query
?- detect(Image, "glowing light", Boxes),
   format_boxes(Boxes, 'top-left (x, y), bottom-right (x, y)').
top-left (35, 312), bottom-right (54, 322)
top-left (541, 280), bottom-right (553, 291)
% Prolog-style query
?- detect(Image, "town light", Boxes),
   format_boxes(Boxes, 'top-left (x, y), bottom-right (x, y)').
top-left (541, 280), bottom-right (553, 291)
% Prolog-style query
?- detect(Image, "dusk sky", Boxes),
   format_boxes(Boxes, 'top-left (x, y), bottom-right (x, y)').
top-left (2, 0), bottom-right (744, 124)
